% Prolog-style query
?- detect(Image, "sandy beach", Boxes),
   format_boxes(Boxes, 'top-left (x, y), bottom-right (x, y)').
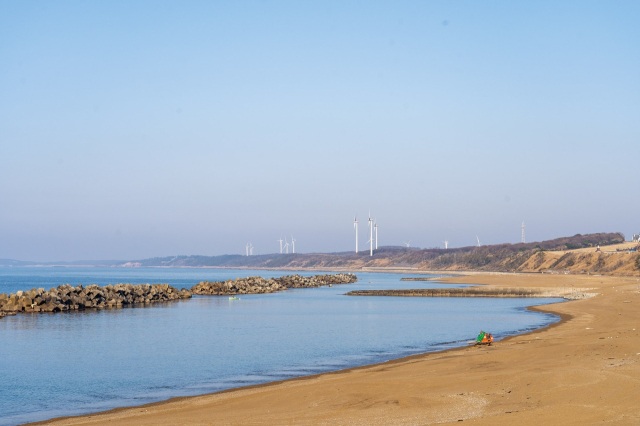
top-left (35, 273), bottom-right (640, 425)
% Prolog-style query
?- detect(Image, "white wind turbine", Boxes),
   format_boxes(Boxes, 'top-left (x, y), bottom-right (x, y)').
top-left (291, 236), bottom-right (295, 254)
top-left (476, 235), bottom-right (481, 247)
top-left (278, 237), bottom-right (284, 254)
top-left (283, 238), bottom-right (290, 254)
top-left (444, 240), bottom-right (449, 249)
top-left (404, 241), bottom-right (411, 248)
top-left (249, 243), bottom-right (254, 256)
top-left (245, 243), bottom-right (250, 256)
top-left (354, 216), bottom-right (359, 254)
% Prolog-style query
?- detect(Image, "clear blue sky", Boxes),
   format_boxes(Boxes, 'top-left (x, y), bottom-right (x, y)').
top-left (1, 1), bottom-right (639, 261)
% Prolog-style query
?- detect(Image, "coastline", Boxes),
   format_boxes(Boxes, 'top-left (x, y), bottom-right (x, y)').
top-left (32, 273), bottom-right (640, 425)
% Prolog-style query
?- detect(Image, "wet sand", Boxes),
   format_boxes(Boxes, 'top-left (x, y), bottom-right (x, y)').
top-left (35, 273), bottom-right (640, 425)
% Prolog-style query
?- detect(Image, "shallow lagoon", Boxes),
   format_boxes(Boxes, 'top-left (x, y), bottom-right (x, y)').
top-left (0, 267), bottom-right (560, 425)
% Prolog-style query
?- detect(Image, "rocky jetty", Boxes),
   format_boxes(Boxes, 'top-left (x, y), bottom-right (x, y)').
top-left (0, 283), bottom-right (192, 315)
top-left (346, 287), bottom-right (579, 298)
top-left (192, 276), bottom-right (286, 295)
top-left (191, 273), bottom-right (357, 295)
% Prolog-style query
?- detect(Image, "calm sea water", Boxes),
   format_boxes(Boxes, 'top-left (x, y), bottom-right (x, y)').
top-left (0, 267), bottom-right (561, 426)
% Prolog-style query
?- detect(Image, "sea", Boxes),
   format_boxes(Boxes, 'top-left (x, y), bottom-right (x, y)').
top-left (0, 267), bottom-right (562, 426)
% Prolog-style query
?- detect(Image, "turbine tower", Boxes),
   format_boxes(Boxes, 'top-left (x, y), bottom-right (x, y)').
top-left (284, 238), bottom-right (289, 254)
top-left (521, 221), bottom-right (526, 243)
top-left (476, 235), bottom-right (481, 247)
top-left (291, 236), bottom-right (295, 254)
top-left (368, 213), bottom-right (373, 256)
top-left (278, 237), bottom-right (283, 254)
top-left (354, 216), bottom-right (359, 254)
top-left (245, 243), bottom-right (250, 257)
top-left (374, 222), bottom-right (378, 250)
top-left (444, 240), bottom-right (448, 249)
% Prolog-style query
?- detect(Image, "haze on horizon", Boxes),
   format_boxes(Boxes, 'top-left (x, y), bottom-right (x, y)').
top-left (1, 1), bottom-right (639, 262)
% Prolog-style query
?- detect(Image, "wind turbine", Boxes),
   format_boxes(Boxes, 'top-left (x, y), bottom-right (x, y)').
top-left (354, 216), bottom-right (359, 254)
top-left (368, 213), bottom-right (373, 256)
top-left (245, 243), bottom-right (250, 256)
top-left (291, 236), bottom-right (296, 254)
top-left (444, 240), bottom-right (448, 249)
top-left (278, 237), bottom-right (283, 254)
top-left (284, 238), bottom-right (290, 254)
top-left (476, 235), bottom-right (481, 247)
top-left (404, 241), bottom-right (411, 248)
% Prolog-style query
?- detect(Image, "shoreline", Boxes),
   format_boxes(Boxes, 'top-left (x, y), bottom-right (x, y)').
top-left (30, 322), bottom-right (566, 426)
top-left (31, 273), bottom-right (640, 425)
top-left (30, 303), bottom-right (565, 426)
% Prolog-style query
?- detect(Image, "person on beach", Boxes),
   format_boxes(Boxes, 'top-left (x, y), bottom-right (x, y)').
top-left (475, 331), bottom-right (493, 345)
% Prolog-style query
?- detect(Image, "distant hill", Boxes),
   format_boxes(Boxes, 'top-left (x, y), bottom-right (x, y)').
top-left (128, 232), bottom-right (639, 276)
top-left (0, 259), bottom-right (35, 266)
top-left (0, 259), bottom-right (124, 267)
top-left (5, 233), bottom-right (634, 276)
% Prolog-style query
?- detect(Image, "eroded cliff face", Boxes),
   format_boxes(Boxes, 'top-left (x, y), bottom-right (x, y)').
top-left (517, 246), bottom-right (640, 276)
top-left (358, 245), bottom-right (640, 276)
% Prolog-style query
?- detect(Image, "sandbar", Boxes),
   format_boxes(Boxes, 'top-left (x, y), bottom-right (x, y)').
top-left (34, 273), bottom-right (640, 425)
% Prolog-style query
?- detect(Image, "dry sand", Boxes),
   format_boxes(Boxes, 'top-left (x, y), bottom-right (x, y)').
top-left (36, 273), bottom-right (640, 425)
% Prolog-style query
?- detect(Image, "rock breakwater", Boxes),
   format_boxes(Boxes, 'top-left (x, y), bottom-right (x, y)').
top-left (191, 273), bottom-right (357, 295)
top-left (347, 287), bottom-right (569, 298)
top-left (0, 283), bottom-right (192, 315)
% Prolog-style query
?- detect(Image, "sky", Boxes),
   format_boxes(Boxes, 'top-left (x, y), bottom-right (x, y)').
top-left (1, 1), bottom-right (639, 261)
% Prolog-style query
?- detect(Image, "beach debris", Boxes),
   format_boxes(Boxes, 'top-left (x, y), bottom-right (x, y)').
top-left (474, 330), bottom-right (494, 346)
